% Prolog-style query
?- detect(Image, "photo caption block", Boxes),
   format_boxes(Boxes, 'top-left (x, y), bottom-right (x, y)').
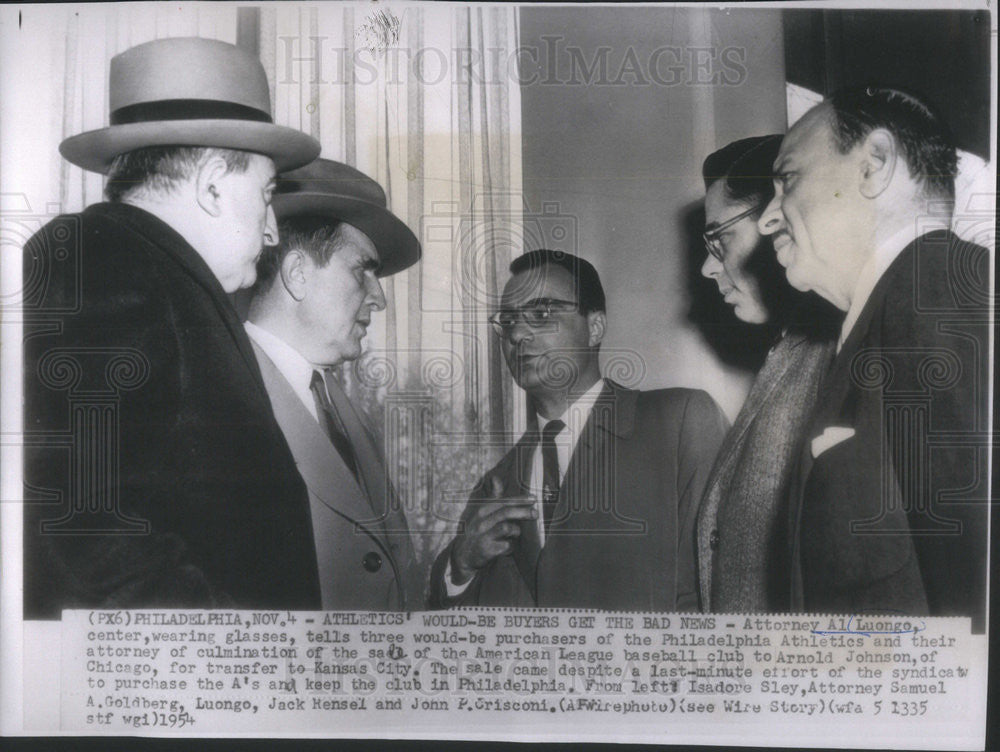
top-left (60, 609), bottom-right (987, 746)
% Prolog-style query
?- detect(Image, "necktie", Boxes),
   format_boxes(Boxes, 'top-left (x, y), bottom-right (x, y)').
top-left (540, 419), bottom-right (565, 535)
top-left (310, 370), bottom-right (360, 482)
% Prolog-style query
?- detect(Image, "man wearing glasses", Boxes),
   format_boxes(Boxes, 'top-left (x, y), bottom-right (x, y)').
top-left (697, 135), bottom-right (838, 614)
top-left (430, 249), bottom-right (727, 609)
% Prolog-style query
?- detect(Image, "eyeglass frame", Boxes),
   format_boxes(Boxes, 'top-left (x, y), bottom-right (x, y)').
top-left (702, 203), bottom-right (763, 261)
top-left (489, 298), bottom-right (580, 337)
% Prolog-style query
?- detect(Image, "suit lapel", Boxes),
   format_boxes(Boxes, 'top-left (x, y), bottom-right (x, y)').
top-left (695, 334), bottom-right (813, 610)
top-left (556, 381), bottom-right (632, 530)
top-left (251, 341), bottom-right (396, 558)
top-left (323, 373), bottom-right (411, 544)
top-left (732, 335), bottom-right (810, 449)
top-left (700, 334), bottom-right (813, 605)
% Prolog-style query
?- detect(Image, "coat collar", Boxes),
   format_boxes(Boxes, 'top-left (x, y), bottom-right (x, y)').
top-left (87, 202), bottom-right (270, 401)
top-left (525, 379), bottom-right (636, 443)
top-left (833, 230), bottom-right (954, 369)
top-left (250, 340), bottom-right (398, 562)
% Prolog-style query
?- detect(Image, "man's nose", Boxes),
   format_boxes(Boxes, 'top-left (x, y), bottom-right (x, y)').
top-left (507, 318), bottom-right (533, 345)
top-left (367, 274), bottom-right (386, 311)
top-left (263, 205), bottom-right (278, 246)
top-left (757, 195), bottom-right (782, 235)
top-left (701, 252), bottom-right (722, 279)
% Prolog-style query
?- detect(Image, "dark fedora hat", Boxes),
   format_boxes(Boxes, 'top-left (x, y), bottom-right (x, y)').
top-left (59, 37), bottom-right (320, 174)
top-left (273, 159), bottom-right (421, 277)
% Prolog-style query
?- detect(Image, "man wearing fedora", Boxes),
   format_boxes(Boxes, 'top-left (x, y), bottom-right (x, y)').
top-left (23, 38), bottom-right (323, 617)
top-left (245, 159), bottom-right (423, 610)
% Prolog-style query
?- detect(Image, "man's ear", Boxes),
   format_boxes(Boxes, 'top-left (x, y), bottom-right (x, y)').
top-left (859, 128), bottom-right (896, 200)
top-left (279, 249), bottom-right (309, 302)
top-left (195, 155), bottom-right (231, 217)
top-left (587, 310), bottom-right (607, 348)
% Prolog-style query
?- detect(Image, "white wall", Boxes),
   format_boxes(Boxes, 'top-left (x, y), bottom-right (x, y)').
top-left (519, 7), bottom-right (788, 420)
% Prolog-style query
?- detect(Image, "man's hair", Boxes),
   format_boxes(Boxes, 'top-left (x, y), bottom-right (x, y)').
top-left (104, 146), bottom-right (253, 203)
top-left (702, 135), bottom-right (783, 208)
top-left (509, 249), bottom-right (606, 315)
top-left (703, 135), bottom-right (803, 329)
top-left (825, 86), bottom-right (957, 200)
top-left (252, 215), bottom-right (347, 295)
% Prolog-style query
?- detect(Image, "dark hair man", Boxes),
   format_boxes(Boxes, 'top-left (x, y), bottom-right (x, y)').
top-left (23, 38), bottom-right (321, 616)
top-left (430, 250), bottom-right (728, 609)
top-left (245, 159), bottom-right (423, 610)
top-left (758, 86), bottom-right (989, 628)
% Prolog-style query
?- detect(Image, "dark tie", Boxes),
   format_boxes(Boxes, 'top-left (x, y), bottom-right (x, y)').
top-left (310, 370), bottom-right (360, 481)
top-left (540, 419), bottom-right (565, 535)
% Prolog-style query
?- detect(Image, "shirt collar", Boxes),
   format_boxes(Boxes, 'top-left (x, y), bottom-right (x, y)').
top-left (245, 320), bottom-right (323, 420)
top-left (538, 378), bottom-right (606, 440)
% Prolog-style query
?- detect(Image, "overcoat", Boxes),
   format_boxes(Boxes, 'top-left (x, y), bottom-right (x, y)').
top-left (252, 341), bottom-right (420, 610)
top-left (696, 331), bottom-right (835, 613)
top-left (789, 231), bottom-right (989, 630)
top-left (23, 203), bottom-right (320, 616)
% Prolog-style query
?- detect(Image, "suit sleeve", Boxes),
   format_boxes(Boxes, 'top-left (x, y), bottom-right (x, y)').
top-left (23, 218), bottom-right (228, 616)
top-left (427, 473), bottom-right (493, 609)
top-left (673, 390), bottom-right (729, 611)
top-left (428, 540), bottom-right (485, 609)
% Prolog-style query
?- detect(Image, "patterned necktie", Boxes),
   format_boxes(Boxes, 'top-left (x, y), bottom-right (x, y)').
top-left (540, 419), bottom-right (566, 535)
top-left (310, 370), bottom-right (360, 482)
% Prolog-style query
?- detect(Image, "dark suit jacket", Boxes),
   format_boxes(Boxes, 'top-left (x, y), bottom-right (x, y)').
top-left (697, 331), bottom-right (835, 613)
top-left (251, 340), bottom-right (421, 610)
top-left (790, 231), bottom-right (989, 630)
top-left (23, 203), bottom-right (320, 617)
top-left (430, 381), bottom-right (727, 610)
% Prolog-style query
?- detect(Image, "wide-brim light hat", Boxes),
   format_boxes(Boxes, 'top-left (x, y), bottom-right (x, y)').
top-left (273, 159), bottom-right (421, 277)
top-left (59, 37), bottom-right (320, 174)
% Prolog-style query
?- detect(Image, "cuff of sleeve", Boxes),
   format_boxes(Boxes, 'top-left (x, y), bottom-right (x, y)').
top-left (443, 556), bottom-right (474, 598)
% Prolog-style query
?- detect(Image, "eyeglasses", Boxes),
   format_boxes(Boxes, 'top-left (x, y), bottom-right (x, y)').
top-left (489, 298), bottom-right (579, 337)
top-left (703, 204), bottom-right (762, 261)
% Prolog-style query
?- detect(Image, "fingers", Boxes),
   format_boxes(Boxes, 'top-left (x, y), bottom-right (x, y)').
top-left (493, 520), bottom-right (523, 540)
top-left (455, 498), bottom-right (537, 573)
top-left (488, 474), bottom-right (503, 498)
top-left (473, 496), bottom-right (536, 522)
top-left (454, 477), bottom-right (539, 575)
top-left (475, 500), bottom-right (536, 535)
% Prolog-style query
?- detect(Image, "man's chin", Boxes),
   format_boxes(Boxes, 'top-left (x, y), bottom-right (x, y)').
top-left (785, 268), bottom-right (811, 293)
top-left (734, 303), bottom-right (769, 325)
top-left (238, 265), bottom-right (258, 290)
top-left (508, 362), bottom-right (539, 390)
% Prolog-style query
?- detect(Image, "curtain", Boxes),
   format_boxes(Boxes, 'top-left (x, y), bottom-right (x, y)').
top-left (250, 4), bottom-right (524, 590)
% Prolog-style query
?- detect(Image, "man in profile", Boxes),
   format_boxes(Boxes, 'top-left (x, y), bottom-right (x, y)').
top-left (23, 37), bottom-right (321, 615)
top-left (245, 158), bottom-right (423, 610)
top-left (758, 86), bottom-right (989, 627)
top-left (430, 250), bottom-right (727, 609)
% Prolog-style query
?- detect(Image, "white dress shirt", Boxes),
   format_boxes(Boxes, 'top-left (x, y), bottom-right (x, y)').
top-left (445, 379), bottom-right (606, 595)
top-left (245, 320), bottom-right (323, 421)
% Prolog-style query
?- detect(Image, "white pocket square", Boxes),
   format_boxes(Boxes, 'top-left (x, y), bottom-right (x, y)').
top-left (811, 426), bottom-right (855, 458)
